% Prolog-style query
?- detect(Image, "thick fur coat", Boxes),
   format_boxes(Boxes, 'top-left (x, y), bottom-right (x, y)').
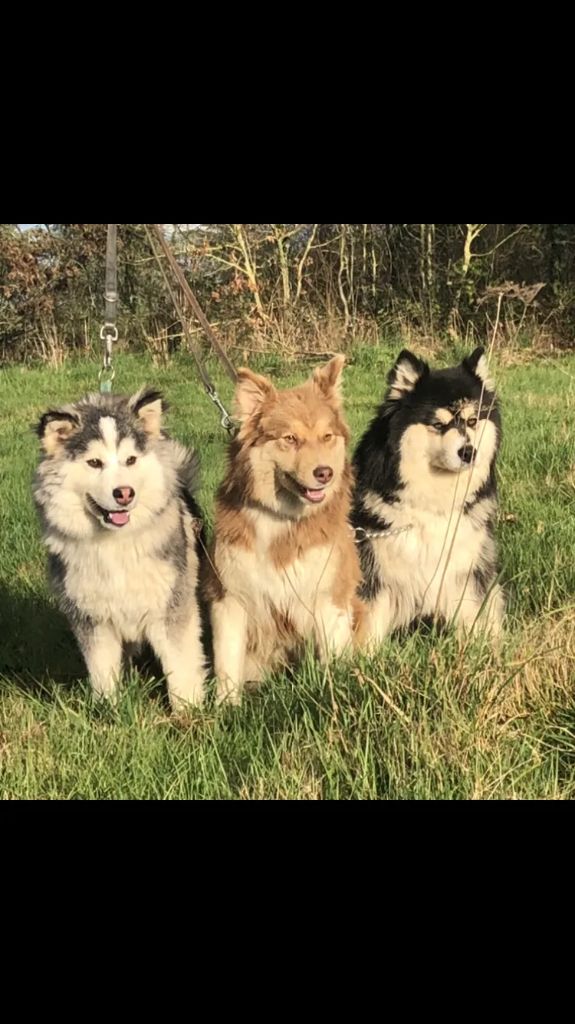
top-left (33, 388), bottom-right (206, 709)
top-left (352, 347), bottom-right (505, 642)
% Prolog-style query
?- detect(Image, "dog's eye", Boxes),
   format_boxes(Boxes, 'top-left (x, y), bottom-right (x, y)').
top-left (432, 422), bottom-right (444, 431)
top-left (126, 456), bottom-right (137, 466)
top-left (87, 458), bottom-right (103, 469)
top-left (283, 435), bottom-right (297, 445)
top-left (323, 433), bottom-right (333, 442)
top-left (467, 417), bottom-right (477, 428)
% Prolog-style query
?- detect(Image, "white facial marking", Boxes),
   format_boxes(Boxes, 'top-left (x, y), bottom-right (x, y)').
top-left (459, 402), bottom-right (477, 421)
top-left (98, 416), bottom-right (119, 461)
top-left (435, 408), bottom-right (452, 425)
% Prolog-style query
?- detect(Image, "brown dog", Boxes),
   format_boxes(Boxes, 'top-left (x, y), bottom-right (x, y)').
top-left (207, 356), bottom-right (362, 704)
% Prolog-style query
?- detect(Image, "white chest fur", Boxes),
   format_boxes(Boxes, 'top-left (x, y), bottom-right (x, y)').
top-left (365, 486), bottom-right (494, 622)
top-left (217, 513), bottom-right (338, 621)
top-left (46, 522), bottom-right (181, 641)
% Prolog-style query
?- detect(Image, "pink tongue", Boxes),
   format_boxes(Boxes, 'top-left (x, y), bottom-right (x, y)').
top-left (109, 511), bottom-right (130, 526)
top-left (304, 489), bottom-right (325, 504)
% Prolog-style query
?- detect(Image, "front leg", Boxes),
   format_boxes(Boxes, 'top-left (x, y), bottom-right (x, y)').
top-left (314, 600), bottom-right (353, 661)
top-left (211, 595), bottom-right (248, 706)
top-left (79, 621), bottom-right (123, 702)
top-left (147, 610), bottom-right (206, 712)
top-left (355, 589), bottom-right (398, 651)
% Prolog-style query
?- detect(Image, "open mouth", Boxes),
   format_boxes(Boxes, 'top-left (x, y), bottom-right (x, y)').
top-left (87, 495), bottom-right (131, 528)
top-left (283, 474), bottom-right (327, 504)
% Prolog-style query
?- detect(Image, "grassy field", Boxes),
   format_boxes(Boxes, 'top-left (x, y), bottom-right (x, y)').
top-left (1, 341), bottom-right (574, 799)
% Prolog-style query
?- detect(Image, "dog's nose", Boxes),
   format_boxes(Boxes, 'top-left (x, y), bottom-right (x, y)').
top-left (113, 486), bottom-right (135, 505)
top-left (458, 445), bottom-right (475, 464)
top-left (313, 465), bottom-right (333, 484)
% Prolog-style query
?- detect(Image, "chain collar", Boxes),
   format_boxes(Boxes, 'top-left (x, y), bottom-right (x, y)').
top-left (351, 523), bottom-right (413, 544)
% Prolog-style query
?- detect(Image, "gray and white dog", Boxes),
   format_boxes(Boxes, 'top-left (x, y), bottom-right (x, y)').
top-left (33, 388), bottom-right (206, 709)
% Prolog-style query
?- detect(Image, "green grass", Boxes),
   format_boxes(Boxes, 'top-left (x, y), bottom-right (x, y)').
top-left (1, 342), bottom-right (574, 799)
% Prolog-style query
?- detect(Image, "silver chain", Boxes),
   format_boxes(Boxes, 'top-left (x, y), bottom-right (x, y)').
top-left (351, 523), bottom-right (413, 544)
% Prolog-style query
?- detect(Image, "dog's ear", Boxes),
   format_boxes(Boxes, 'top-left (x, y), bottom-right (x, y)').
top-left (129, 388), bottom-right (165, 437)
top-left (37, 409), bottom-right (81, 455)
top-left (387, 350), bottom-right (428, 401)
top-left (463, 347), bottom-right (495, 392)
top-left (234, 368), bottom-right (276, 420)
top-left (312, 354), bottom-right (346, 402)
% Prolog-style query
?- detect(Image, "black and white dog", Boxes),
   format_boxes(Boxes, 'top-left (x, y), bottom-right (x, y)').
top-left (353, 347), bottom-right (505, 643)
